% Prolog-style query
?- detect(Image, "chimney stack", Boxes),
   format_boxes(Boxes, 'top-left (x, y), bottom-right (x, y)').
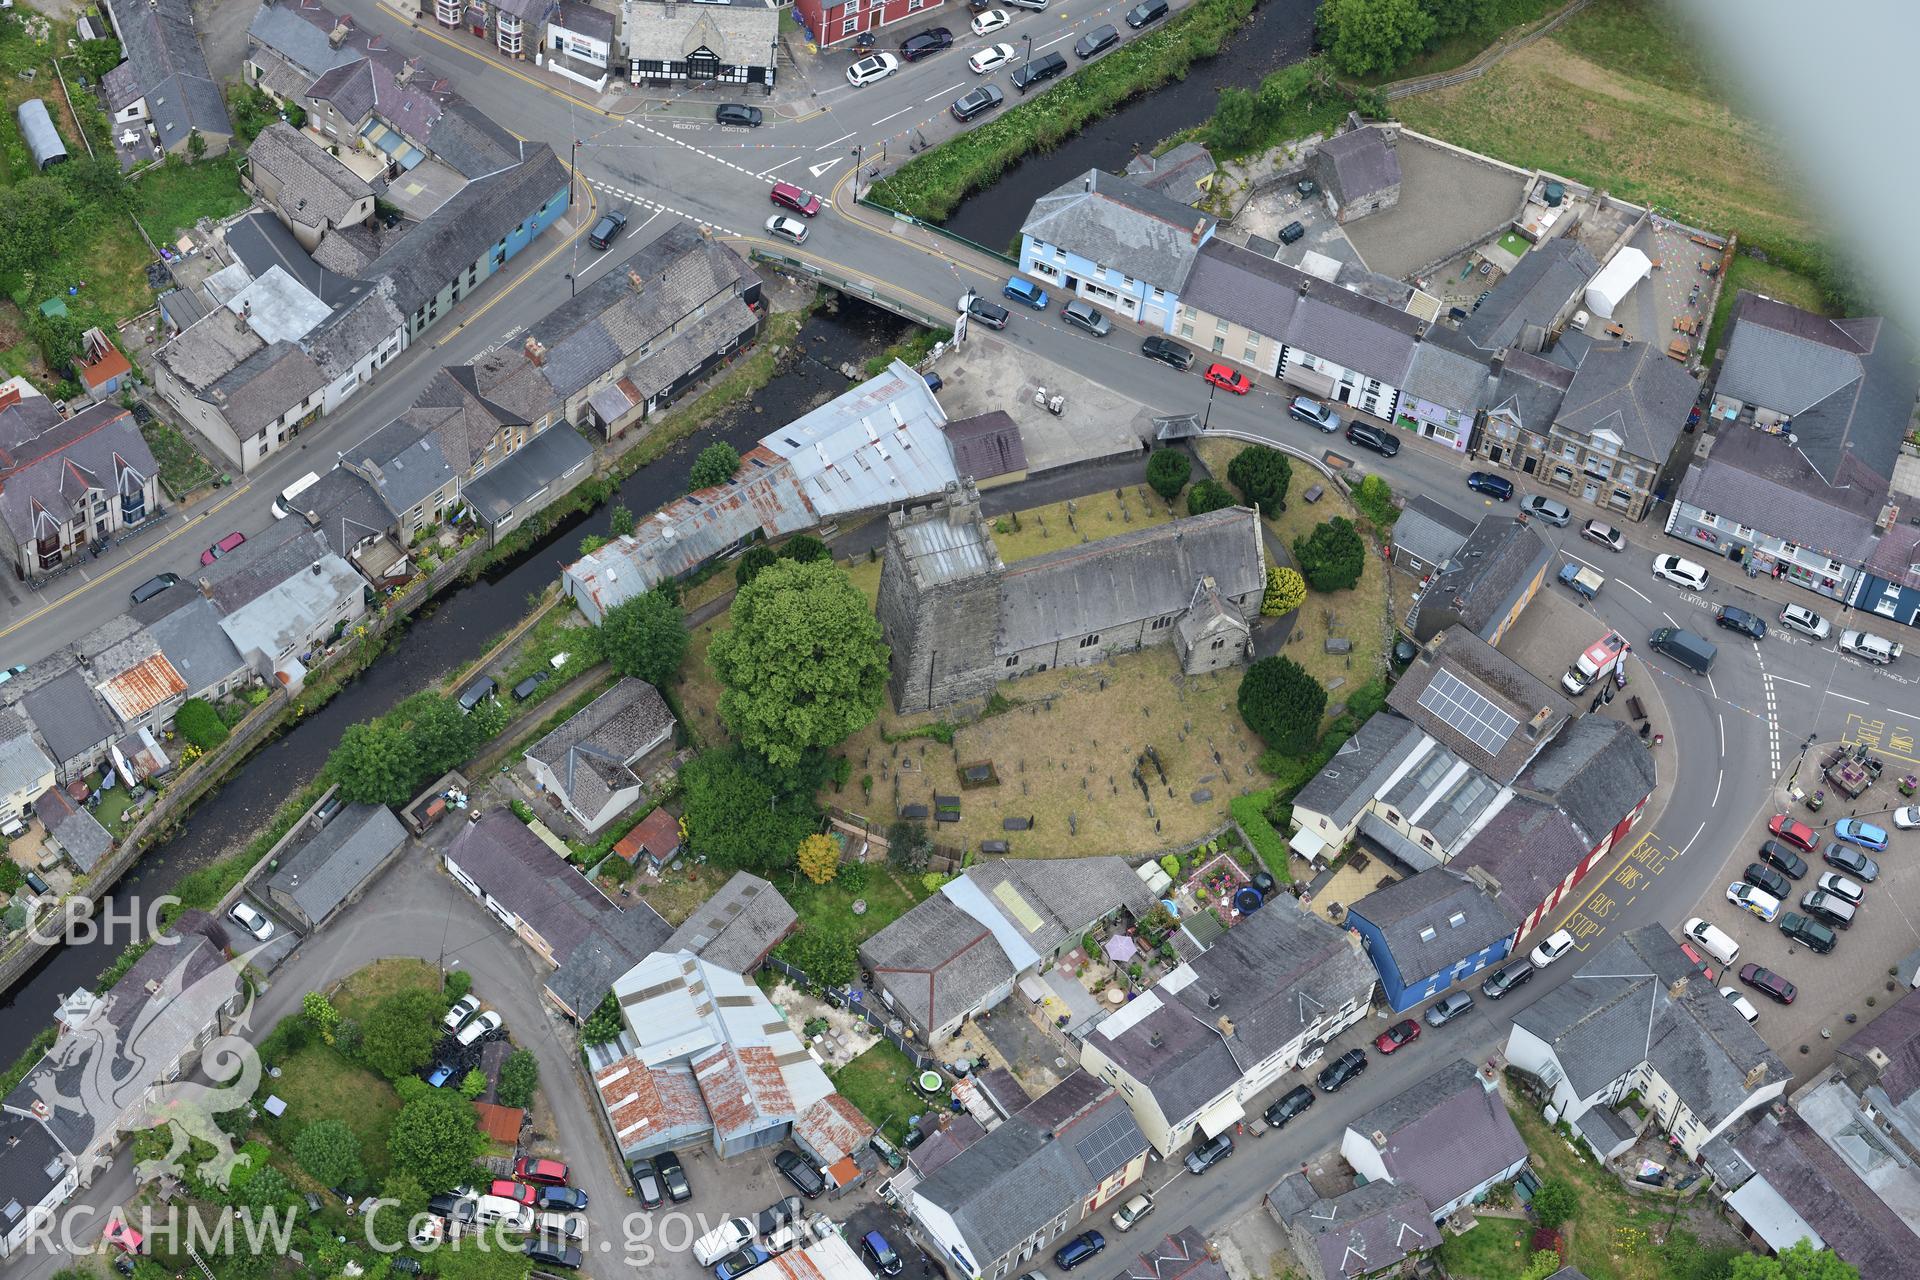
top-left (627, 270), bottom-right (646, 294)
top-left (1148, 1029), bottom-right (1163, 1049)
top-left (524, 336), bottom-right (546, 366)
top-left (1526, 706), bottom-right (1556, 740)
top-left (1744, 1062), bottom-right (1770, 1091)
top-left (1191, 218), bottom-right (1205, 246)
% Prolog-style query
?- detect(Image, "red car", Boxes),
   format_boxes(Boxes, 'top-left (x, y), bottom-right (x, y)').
top-left (1374, 1019), bottom-right (1421, 1054)
top-left (489, 1180), bottom-right (538, 1206)
top-left (1203, 363), bottom-right (1252, 395)
top-left (1767, 814), bottom-right (1818, 853)
top-left (200, 530), bottom-right (246, 565)
top-left (513, 1157), bottom-right (569, 1186)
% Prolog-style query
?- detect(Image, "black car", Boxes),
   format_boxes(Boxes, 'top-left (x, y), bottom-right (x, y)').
top-left (1716, 605), bottom-right (1768, 640)
top-left (1264, 1084), bottom-right (1315, 1128)
top-left (653, 1149), bottom-right (692, 1202)
top-left (1778, 913), bottom-right (1836, 953)
top-left (1054, 1232), bottom-right (1105, 1271)
top-left (1739, 962), bottom-right (1796, 1004)
top-left (588, 209), bottom-right (628, 250)
top-left (1140, 335), bottom-right (1194, 369)
top-left (1482, 959), bottom-right (1534, 1000)
top-left (715, 103), bottom-right (763, 127)
top-left (1126, 0), bottom-right (1168, 26)
top-left (1011, 51), bottom-right (1068, 92)
top-left (1742, 862), bottom-right (1792, 901)
top-left (523, 1240), bottom-right (582, 1270)
top-left (1316, 1047), bottom-right (1368, 1092)
top-left (513, 671), bottom-right (550, 700)
top-left (1756, 839), bottom-right (1809, 879)
top-left (129, 572), bottom-right (181, 605)
top-left (628, 1157), bottom-right (664, 1209)
top-left (429, 1192), bottom-right (475, 1224)
top-left (1467, 471), bottom-right (1514, 500)
top-left (1345, 422), bottom-right (1400, 457)
top-left (1822, 844), bottom-right (1879, 881)
top-left (537, 1186), bottom-right (587, 1211)
top-left (1182, 1131), bottom-right (1233, 1174)
top-left (900, 27), bottom-right (954, 60)
top-left (773, 1149), bottom-right (825, 1198)
top-left (949, 83), bottom-right (1004, 123)
top-left (1074, 24), bottom-right (1119, 58)
top-left (757, 1196), bottom-right (804, 1236)
top-left (965, 297), bottom-right (1011, 330)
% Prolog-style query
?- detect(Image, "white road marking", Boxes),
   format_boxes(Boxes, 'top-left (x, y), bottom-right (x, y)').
top-left (1718, 714), bottom-right (1725, 756)
top-left (1618, 580), bottom-right (1652, 604)
top-left (1712, 769), bottom-right (1722, 807)
top-left (1892, 709), bottom-right (1920, 721)
top-left (759, 157), bottom-right (800, 177)
top-left (1681, 821), bottom-right (1706, 855)
top-left (928, 81), bottom-right (968, 102)
top-left (1707, 673), bottom-right (1718, 699)
top-left (1768, 673), bottom-right (1812, 688)
top-left (815, 131), bottom-right (857, 151)
top-left (873, 105), bottom-right (915, 125)
top-left (586, 179), bottom-right (743, 238)
top-left (1563, 550), bottom-right (1603, 571)
top-left (1830, 691), bottom-right (1870, 706)
top-left (1037, 32), bottom-right (1072, 49)
top-left (809, 156), bottom-right (846, 178)
top-left (1663, 611), bottom-right (1678, 626)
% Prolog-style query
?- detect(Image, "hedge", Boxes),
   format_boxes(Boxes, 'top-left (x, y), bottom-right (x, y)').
top-left (1229, 792), bottom-right (1291, 884)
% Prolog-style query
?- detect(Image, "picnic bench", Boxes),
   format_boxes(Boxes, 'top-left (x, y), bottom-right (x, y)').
top-left (1604, 321), bottom-right (1626, 338)
top-left (1673, 315), bottom-right (1698, 335)
top-left (1667, 337), bottom-right (1693, 362)
top-left (1627, 695), bottom-right (1647, 721)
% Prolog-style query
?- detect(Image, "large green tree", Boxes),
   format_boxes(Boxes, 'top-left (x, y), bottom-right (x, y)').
top-left (1317, 0), bottom-right (1437, 77)
top-left (776, 925), bottom-right (856, 987)
top-left (1728, 1243), bottom-right (1859, 1280)
top-left (292, 1118), bottom-right (363, 1189)
top-left (690, 442), bottom-right (741, 490)
top-left (329, 721), bottom-right (421, 807)
top-left (0, 179), bottom-right (75, 281)
top-left (385, 1092), bottom-right (484, 1194)
top-left (358, 989), bottom-right (443, 1081)
top-left (435, 1240), bottom-right (534, 1280)
top-left (1530, 1176), bottom-right (1577, 1230)
top-left (679, 748), bottom-right (819, 874)
top-left (1146, 449), bottom-right (1191, 501)
top-left (1292, 516), bottom-right (1368, 592)
top-left (1187, 479), bottom-right (1235, 517)
top-left (1227, 446), bottom-right (1292, 513)
top-left (1237, 656), bottom-right (1327, 755)
top-left (496, 1050), bottom-right (539, 1109)
top-left (708, 559), bottom-right (888, 767)
top-left (390, 692), bottom-right (481, 780)
top-left (600, 589), bottom-right (690, 686)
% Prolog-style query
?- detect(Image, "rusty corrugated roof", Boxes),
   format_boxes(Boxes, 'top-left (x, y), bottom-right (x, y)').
top-left (96, 653), bottom-right (188, 722)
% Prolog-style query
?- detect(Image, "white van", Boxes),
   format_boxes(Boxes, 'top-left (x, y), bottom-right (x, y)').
top-left (272, 471), bottom-right (321, 519)
top-left (472, 1196), bottom-right (533, 1232)
top-left (693, 1218), bottom-right (756, 1267)
top-left (536, 1211), bottom-right (584, 1240)
top-left (1682, 918), bottom-right (1740, 968)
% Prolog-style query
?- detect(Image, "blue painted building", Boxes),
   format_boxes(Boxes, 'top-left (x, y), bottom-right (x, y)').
top-left (1019, 170), bottom-right (1215, 334)
top-left (1345, 866), bottom-right (1518, 1012)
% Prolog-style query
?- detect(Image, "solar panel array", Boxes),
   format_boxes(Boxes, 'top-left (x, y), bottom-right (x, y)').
top-left (1074, 1111), bottom-right (1140, 1178)
top-left (1416, 669), bottom-right (1517, 756)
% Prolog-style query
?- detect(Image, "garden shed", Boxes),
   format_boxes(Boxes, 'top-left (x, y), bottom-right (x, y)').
top-left (16, 100), bottom-right (68, 170)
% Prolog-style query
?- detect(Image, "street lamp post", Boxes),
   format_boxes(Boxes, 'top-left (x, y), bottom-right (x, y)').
top-left (1201, 379), bottom-right (1218, 433)
top-left (851, 143), bottom-right (863, 202)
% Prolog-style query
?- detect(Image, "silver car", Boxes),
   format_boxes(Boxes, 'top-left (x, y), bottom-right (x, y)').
top-left (1061, 300), bottom-right (1110, 337)
top-left (1288, 396), bottom-right (1339, 431)
top-left (1521, 495), bottom-right (1571, 527)
top-left (1425, 990), bottom-right (1473, 1026)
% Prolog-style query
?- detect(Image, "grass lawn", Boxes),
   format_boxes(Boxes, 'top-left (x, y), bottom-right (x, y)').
top-left (331, 956), bottom-right (439, 1023)
top-left (829, 1039), bottom-right (944, 1144)
top-left (632, 861), bottom-right (731, 926)
top-left (1505, 1101), bottom-right (1679, 1280)
top-left (1435, 1218), bottom-right (1534, 1280)
top-left (1498, 231), bottom-right (1531, 258)
top-left (1702, 253), bottom-right (1832, 364)
top-left (92, 785), bottom-right (136, 836)
top-left (133, 156), bottom-right (250, 247)
top-left (1395, 0), bottom-right (1821, 282)
top-left (987, 486), bottom-right (1176, 563)
top-left (272, 1043), bottom-right (402, 1179)
top-left (782, 862), bottom-right (930, 945)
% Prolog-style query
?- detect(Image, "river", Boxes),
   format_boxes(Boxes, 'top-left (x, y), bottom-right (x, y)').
top-left (0, 299), bottom-right (910, 1064)
top-left (939, 0), bottom-right (1318, 254)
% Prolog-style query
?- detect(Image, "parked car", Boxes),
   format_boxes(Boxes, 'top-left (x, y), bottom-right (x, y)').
top-left (1110, 1193), bottom-right (1154, 1232)
top-left (1289, 396), bottom-right (1339, 431)
top-left (1467, 472), bottom-right (1513, 500)
top-left (772, 1149), bottom-right (824, 1198)
top-left (0, 665), bottom-right (27, 688)
top-left (1839, 629), bottom-right (1903, 664)
top-left (654, 1149), bottom-right (692, 1202)
top-left (1817, 871), bottom-right (1866, 903)
top-left (1482, 960), bottom-right (1534, 999)
top-left (588, 210), bottom-right (627, 250)
top-left (538, 1213), bottom-right (584, 1242)
top-left (1800, 890), bottom-right (1856, 930)
top-left (1720, 988), bottom-right (1760, 1024)
top-left (489, 1180), bottom-right (538, 1207)
top-left (1345, 422), bottom-right (1399, 457)
top-left (1896, 806), bottom-right (1920, 830)
top-left (1739, 963), bottom-right (1796, 1004)
top-left (1652, 554), bottom-right (1709, 590)
top-left (443, 995), bottom-right (481, 1032)
top-left (965, 296), bottom-right (1011, 329)
top-left (1755, 840), bottom-right (1808, 879)
top-left (1425, 990), bottom-right (1473, 1027)
top-left (900, 27), bottom-right (954, 59)
top-left (228, 901), bottom-right (274, 942)
top-left (130, 572), bottom-right (182, 604)
top-left (1822, 845), bottom-right (1878, 881)
top-left (1010, 51), bottom-right (1067, 91)
top-left (861, 1232), bottom-right (905, 1277)
top-left (1716, 605), bottom-right (1767, 639)
top-left (1374, 1019), bottom-right (1421, 1054)
top-left (1263, 1085), bottom-right (1315, 1128)
top-left (1778, 604), bottom-right (1831, 639)
top-left (1061, 300), bottom-right (1111, 337)
top-left (971, 9), bottom-right (1010, 35)
top-left (949, 83), bottom-right (1004, 121)
top-left (1777, 913), bottom-right (1837, 953)
top-left (628, 1158), bottom-right (664, 1209)
top-left (201, 531), bottom-right (246, 564)
top-left (1316, 1047), bottom-right (1368, 1091)
top-left (1126, 0), bottom-right (1168, 26)
top-left (1582, 520), bottom-right (1626, 552)
top-left (456, 1010), bottom-right (502, 1046)
top-left (1141, 335), bottom-right (1193, 369)
top-left (1528, 929), bottom-right (1576, 967)
top-left (968, 42), bottom-right (1017, 74)
top-left (1182, 1131), bottom-right (1233, 1174)
top-left (769, 182), bottom-right (822, 217)
top-left (1520, 494), bottom-right (1571, 526)
top-left (1767, 814), bottom-right (1819, 852)
top-left (1003, 276), bottom-right (1048, 309)
top-left (846, 53), bottom-right (901, 85)
top-left (1741, 863), bottom-right (1791, 901)
top-left (1203, 363), bottom-right (1251, 394)
top-left (715, 1246), bottom-right (771, 1280)
top-left (1053, 1232), bottom-right (1105, 1271)
top-left (1004, 0), bottom-right (1048, 8)
top-left (1726, 882), bottom-right (1782, 922)
top-left (536, 1186), bottom-right (587, 1211)
top-left (715, 104), bottom-right (763, 127)
top-left (1834, 818), bottom-right (1889, 851)
top-left (764, 215), bottom-right (808, 245)
top-left (524, 1239), bottom-right (582, 1270)
top-left (514, 1158), bottom-right (569, 1186)
top-left (1073, 23), bottom-right (1119, 58)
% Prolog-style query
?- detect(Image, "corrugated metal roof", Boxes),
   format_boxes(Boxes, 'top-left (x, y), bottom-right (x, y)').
top-left (757, 359), bottom-right (955, 517)
top-left (95, 653), bottom-right (188, 722)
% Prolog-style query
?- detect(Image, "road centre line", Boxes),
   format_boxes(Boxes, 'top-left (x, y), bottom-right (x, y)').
top-left (1769, 673), bottom-right (1812, 688)
top-left (1830, 691), bottom-right (1870, 706)
top-left (1682, 822), bottom-right (1705, 855)
top-left (1036, 33), bottom-right (1073, 50)
top-left (815, 131), bottom-right (857, 151)
top-left (928, 82), bottom-right (968, 102)
top-left (873, 106), bottom-right (915, 125)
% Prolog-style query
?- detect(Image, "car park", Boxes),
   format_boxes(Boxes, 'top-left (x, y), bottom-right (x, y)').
top-left (1778, 913), bottom-right (1837, 952)
top-left (229, 902), bottom-right (275, 941)
top-left (130, 572), bottom-right (181, 604)
top-left (965, 297), bottom-right (1010, 329)
top-left (1897, 807), bottom-right (1920, 830)
top-left (1822, 845), bottom-right (1878, 881)
top-left (1126, 0), bottom-right (1168, 25)
top-left (457, 1010), bottom-right (502, 1046)
top-left (1316, 1047), bottom-right (1368, 1091)
top-left (1741, 864), bottom-right (1792, 901)
top-left (950, 83), bottom-right (1004, 121)
top-left (1141, 335), bottom-right (1193, 369)
top-left (1529, 929), bottom-right (1575, 967)
top-left (629, 1158), bottom-right (664, 1208)
top-left (443, 995), bottom-right (481, 1032)
top-left (1264, 1085), bottom-right (1315, 1128)
top-left (1768, 814), bottom-right (1819, 852)
top-left (1817, 871), bottom-right (1866, 903)
top-left (537, 1186), bottom-right (587, 1211)
top-left (1183, 1131), bottom-right (1233, 1173)
top-left (1740, 963), bottom-right (1796, 1004)
top-left (862, 1232), bottom-right (905, 1276)
top-left (1726, 882), bottom-right (1782, 921)
top-left (715, 1246), bottom-right (772, 1280)
top-left (1520, 494), bottom-right (1571, 526)
top-left (1203, 363), bottom-right (1251, 394)
top-left (588, 210), bottom-right (627, 250)
top-left (524, 1240), bottom-right (583, 1270)
top-left (1482, 960), bottom-right (1534, 999)
top-left (715, 104), bottom-right (762, 127)
top-left (514, 1158), bottom-right (569, 1186)
top-left (1720, 988), bottom-right (1760, 1023)
top-left (202, 531), bottom-right (246, 564)
top-left (1756, 840), bottom-right (1808, 879)
top-left (770, 182), bottom-right (822, 217)
top-left (773, 1149), bottom-right (824, 1198)
top-left (901, 27), bottom-right (954, 59)
top-left (1110, 1193), bottom-right (1154, 1232)
top-left (1289, 396), bottom-right (1339, 431)
top-left (968, 42), bottom-right (1016, 73)
top-left (1003, 276), bottom-right (1048, 309)
top-left (1716, 606), bottom-right (1767, 639)
top-left (1834, 819), bottom-right (1889, 851)
top-left (1582, 520), bottom-right (1626, 552)
top-left (1800, 890), bottom-right (1856, 930)
top-left (1011, 51), bottom-right (1067, 91)
top-left (1061, 300), bottom-right (1111, 337)
top-left (1652, 554), bottom-right (1709, 590)
top-left (1054, 1232), bottom-right (1105, 1270)
top-left (1684, 918), bottom-right (1741, 967)
top-left (1425, 990), bottom-right (1473, 1026)
top-left (1345, 422), bottom-right (1399, 457)
top-left (654, 1149), bottom-right (691, 1201)
top-left (1778, 604), bottom-right (1831, 639)
top-left (847, 53), bottom-right (901, 85)
top-left (490, 1181), bottom-right (538, 1207)
top-left (1074, 23), bottom-right (1119, 57)
top-left (971, 8), bottom-right (1010, 34)
top-left (1374, 1019), bottom-right (1421, 1053)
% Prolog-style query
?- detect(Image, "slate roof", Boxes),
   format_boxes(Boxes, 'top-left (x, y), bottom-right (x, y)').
top-left (193, 520), bottom-right (333, 613)
top-left (943, 411), bottom-right (1028, 481)
top-left (340, 417), bottom-right (457, 517)
top-left (109, 0), bottom-right (232, 149)
top-left (622, 1), bottom-right (780, 64)
top-left (0, 1107), bottom-right (68, 1232)
top-left (462, 423), bottom-right (594, 527)
top-left (0, 406), bottom-right (158, 549)
top-left (1292, 713), bottom-right (1424, 828)
top-left (661, 872), bottom-right (798, 974)
top-left (1461, 239), bottom-right (1600, 353)
top-left (1270, 1173), bottom-right (1439, 1280)
top-left (143, 597), bottom-right (246, 701)
top-left (1513, 925), bottom-right (1788, 1123)
top-left (1111, 1228), bottom-right (1228, 1280)
top-left (1022, 169), bottom-right (1215, 295)
top-left (1556, 340), bottom-right (1696, 466)
top-left (265, 802), bottom-right (407, 924)
top-left (299, 467), bottom-right (398, 555)
top-left (1123, 142), bottom-right (1217, 208)
top-left (1349, 867), bottom-right (1518, 983)
top-left (1317, 127), bottom-right (1401, 204)
top-left (995, 506), bottom-right (1263, 654)
top-left (1486, 348), bottom-right (1575, 433)
top-left (524, 678), bottom-right (675, 820)
top-left (0, 710), bottom-right (52, 802)
top-left (1387, 626), bottom-right (1569, 785)
top-left (1449, 797), bottom-right (1588, 920)
top-left (207, 340), bottom-right (329, 434)
top-left (1346, 1059), bottom-right (1528, 1214)
top-left (1726, 1110), bottom-right (1919, 1280)
top-left (1834, 986), bottom-right (1920, 1106)
top-left (20, 669), bottom-right (115, 768)
top-left (552, 1), bottom-right (615, 42)
top-left (1287, 285), bottom-right (1423, 387)
top-left (1407, 515), bottom-right (1554, 646)
top-left (36, 785), bottom-right (112, 873)
top-left (1403, 325), bottom-right (1492, 414)
top-left (247, 0), bottom-right (362, 82)
top-left (1675, 420), bottom-right (1881, 564)
top-left (1516, 715), bottom-right (1654, 845)
top-left (1179, 240), bottom-right (1305, 345)
top-left (248, 122), bottom-right (372, 226)
top-left (1392, 495), bottom-right (1476, 570)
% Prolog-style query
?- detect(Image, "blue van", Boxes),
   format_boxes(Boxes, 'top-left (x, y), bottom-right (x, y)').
top-left (1002, 276), bottom-right (1048, 310)
top-left (1054, 1232), bottom-right (1105, 1270)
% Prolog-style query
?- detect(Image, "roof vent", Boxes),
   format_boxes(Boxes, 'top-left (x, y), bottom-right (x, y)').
top-left (1148, 1029), bottom-right (1163, 1049)
top-left (1206, 989), bottom-right (1220, 1008)
top-left (1371, 1129), bottom-right (1388, 1149)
